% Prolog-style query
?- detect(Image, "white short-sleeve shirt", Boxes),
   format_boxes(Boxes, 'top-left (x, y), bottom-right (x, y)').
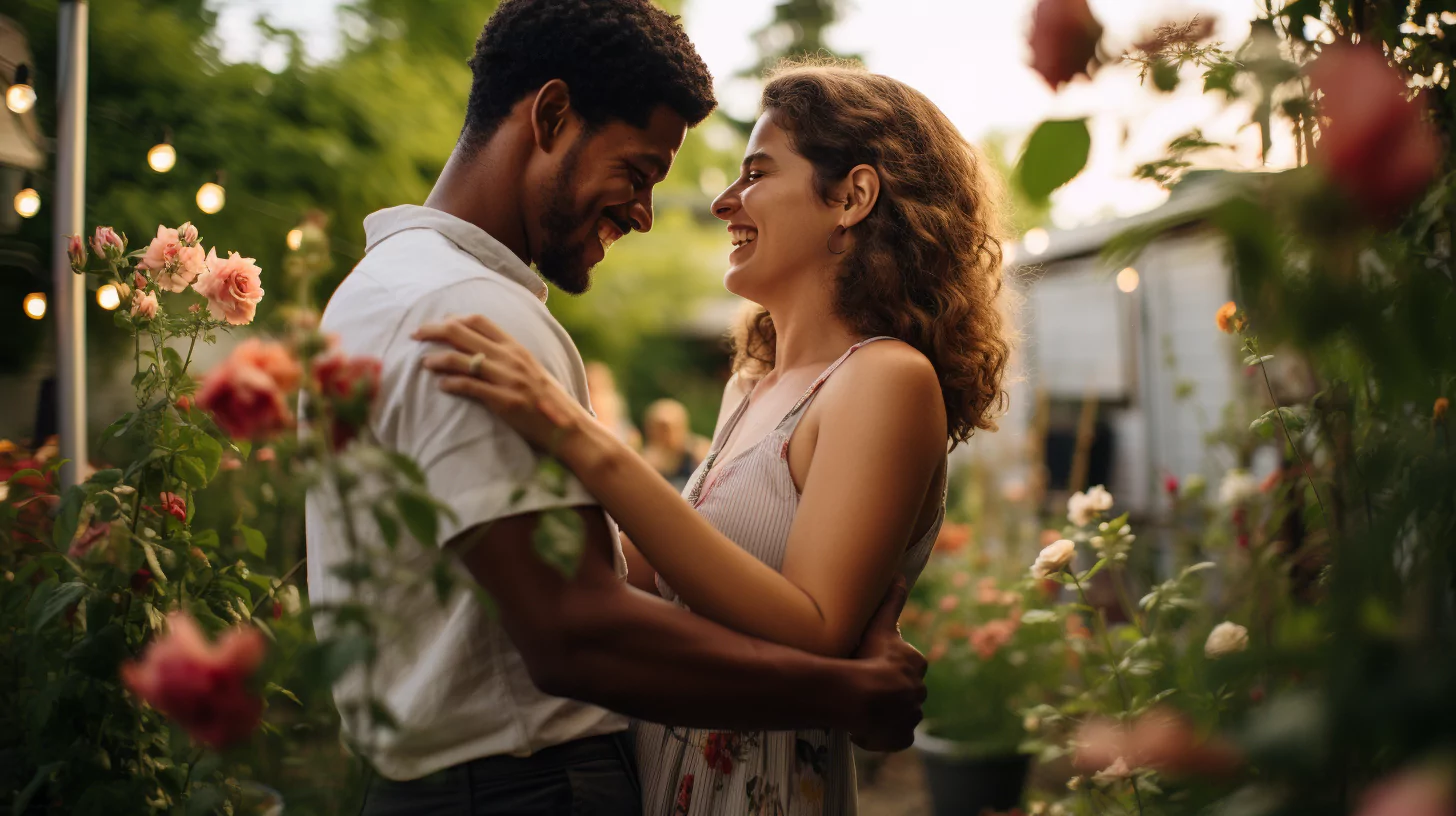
top-left (304, 205), bottom-right (627, 781)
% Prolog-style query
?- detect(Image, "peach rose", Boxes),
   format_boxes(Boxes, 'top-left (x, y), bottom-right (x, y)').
top-left (968, 617), bottom-right (1019, 660)
top-left (120, 612), bottom-right (265, 748)
top-left (138, 225), bottom-right (182, 273)
top-left (156, 244), bottom-right (207, 293)
top-left (130, 291), bottom-right (159, 321)
top-left (934, 522), bottom-right (971, 554)
top-left (178, 221), bottom-right (199, 246)
top-left (1029, 0), bottom-right (1104, 89)
top-left (1311, 45), bottom-right (1441, 224)
top-left (193, 248), bottom-right (264, 325)
top-left (1032, 538), bottom-right (1076, 579)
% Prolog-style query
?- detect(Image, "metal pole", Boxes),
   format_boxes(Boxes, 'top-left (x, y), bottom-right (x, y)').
top-left (53, 0), bottom-right (88, 490)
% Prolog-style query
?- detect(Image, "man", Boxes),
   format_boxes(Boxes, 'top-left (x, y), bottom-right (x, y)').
top-left (305, 1), bottom-right (927, 813)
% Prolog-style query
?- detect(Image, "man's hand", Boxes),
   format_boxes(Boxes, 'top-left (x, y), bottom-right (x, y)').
top-left (848, 577), bottom-right (928, 752)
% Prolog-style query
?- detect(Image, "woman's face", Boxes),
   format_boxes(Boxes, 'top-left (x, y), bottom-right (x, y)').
top-left (711, 114), bottom-right (844, 303)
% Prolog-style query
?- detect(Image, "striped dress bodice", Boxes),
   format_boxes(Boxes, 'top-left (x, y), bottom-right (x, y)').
top-left (632, 337), bottom-right (943, 816)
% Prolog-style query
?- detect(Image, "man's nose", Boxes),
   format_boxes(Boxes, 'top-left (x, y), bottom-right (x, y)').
top-left (628, 196), bottom-right (654, 234)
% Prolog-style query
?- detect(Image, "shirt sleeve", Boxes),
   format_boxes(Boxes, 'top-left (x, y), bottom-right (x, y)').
top-left (387, 280), bottom-right (601, 546)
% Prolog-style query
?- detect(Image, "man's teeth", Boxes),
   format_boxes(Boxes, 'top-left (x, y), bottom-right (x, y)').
top-left (730, 227), bottom-right (758, 247)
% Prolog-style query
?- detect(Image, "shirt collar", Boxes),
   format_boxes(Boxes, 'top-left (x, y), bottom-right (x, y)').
top-left (363, 204), bottom-right (549, 302)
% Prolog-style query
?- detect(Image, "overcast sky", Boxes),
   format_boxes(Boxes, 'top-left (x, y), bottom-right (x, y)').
top-left (212, 0), bottom-right (1278, 229)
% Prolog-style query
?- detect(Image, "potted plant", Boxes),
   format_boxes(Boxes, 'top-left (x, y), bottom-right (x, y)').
top-left (901, 528), bottom-right (1068, 816)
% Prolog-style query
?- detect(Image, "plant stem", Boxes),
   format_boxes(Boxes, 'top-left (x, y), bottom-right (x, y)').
top-left (249, 556), bottom-right (308, 617)
top-left (1069, 568), bottom-right (1146, 816)
top-left (1254, 354), bottom-right (1327, 520)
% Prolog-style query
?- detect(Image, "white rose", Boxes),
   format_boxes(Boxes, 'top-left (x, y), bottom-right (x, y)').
top-left (1218, 469), bottom-right (1260, 507)
top-left (1204, 621), bottom-right (1249, 658)
top-left (1032, 538), bottom-right (1077, 578)
top-left (1086, 485), bottom-right (1114, 512)
top-left (1067, 491), bottom-right (1095, 526)
top-left (278, 584), bottom-right (302, 616)
top-left (1092, 756), bottom-right (1134, 783)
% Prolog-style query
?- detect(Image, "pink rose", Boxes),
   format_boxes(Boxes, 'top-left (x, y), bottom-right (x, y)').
top-left (219, 454), bottom-right (243, 471)
top-left (968, 617), bottom-right (1018, 660)
top-left (91, 226), bottom-right (125, 260)
top-left (133, 271), bottom-right (148, 290)
top-left (138, 225), bottom-right (182, 273)
top-left (130, 290), bottom-right (159, 320)
top-left (178, 221), bottom-right (199, 246)
top-left (159, 491), bottom-right (186, 523)
top-left (120, 612), bottom-right (265, 748)
top-left (68, 521), bottom-right (112, 559)
top-left (67, 235), bottom-right (86, 270)
top-left (193, 248), bottom-right (264, 325)
top-left (156, 244), bottom-right (207, 293)
top-left (1311, 45), bottom-right (1441, 224)
top-left (197, 340), bottom-right (299, 440)
top-left (1358, 766), bottom-right (1455, 816)
top-left (1029, 0), bottom-right (1104, 90)
top-left (311, 350), bottom-right (383, 450)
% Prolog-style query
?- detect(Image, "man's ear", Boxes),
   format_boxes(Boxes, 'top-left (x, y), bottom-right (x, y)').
top-left (530, 79), bottom-right (575, 153)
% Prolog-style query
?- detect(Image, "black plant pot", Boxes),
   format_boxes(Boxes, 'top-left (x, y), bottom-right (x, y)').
top-left (914, 728), bottom-right (1031, 816)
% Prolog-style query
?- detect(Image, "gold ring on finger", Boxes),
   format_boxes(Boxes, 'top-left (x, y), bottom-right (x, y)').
top-left (467, 352), bottom-right (485, 377)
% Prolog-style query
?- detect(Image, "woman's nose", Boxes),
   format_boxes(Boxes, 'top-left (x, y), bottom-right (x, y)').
top-left (711, 188), bottom-right (738, 221)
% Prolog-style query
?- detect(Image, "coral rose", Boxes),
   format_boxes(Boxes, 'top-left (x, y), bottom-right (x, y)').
top-left (233, 338), bottom-right (302, 393)
top-left (1310, 44), bottom-right (1441, 224)
top-left (1029, 0), bottom-right (1104, 89)
top-left (156, 244), bottom-right (207, 293)
top-left (969, 618), bottom-right (1019, 660)
top-left (312, 350), bottom-right (383, 450)
top-left (120, 612), bottom-right (265, 748)
top-left (1215, 301), bottom-right (1243, 334)
top-left (196, 341), bottom-right (299, 441)
top-left (193, 248), bottom-right (264, 325)
top-left (934, 522), bottom-right (971, 554)
top-left (130, 291), bottom-right (159, 321)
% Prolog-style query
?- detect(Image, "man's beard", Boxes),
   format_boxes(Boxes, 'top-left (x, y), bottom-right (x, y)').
top-left (536, 140), bottom-right (596, 295)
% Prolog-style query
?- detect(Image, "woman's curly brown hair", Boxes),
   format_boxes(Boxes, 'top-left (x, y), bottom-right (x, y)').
top-left (731, 60), bottom-right (1012, 446)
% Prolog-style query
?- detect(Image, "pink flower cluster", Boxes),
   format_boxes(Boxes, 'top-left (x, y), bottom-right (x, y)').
top-left (121, 612), bottom-right (266, 748)
top-left (129, 223), bottom-right (265, 325)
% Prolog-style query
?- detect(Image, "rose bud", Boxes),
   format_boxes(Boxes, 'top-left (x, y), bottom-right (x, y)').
top-left (1029, 0), bottom-right (1104, 90)
top-left (67, 235), bottom-right (87, 270)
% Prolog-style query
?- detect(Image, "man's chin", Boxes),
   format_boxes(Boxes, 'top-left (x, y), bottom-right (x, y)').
top-left (537, 255), bottom-right (594, 295)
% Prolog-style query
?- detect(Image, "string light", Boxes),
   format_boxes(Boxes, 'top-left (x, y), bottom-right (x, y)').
top-left (6, 64), bottom-right (36, 115)
top-left (97, 284), bottom-right (121, 310)
top-left (23, 292), bottom-right (46, 320)
top-left (286, 228), bottom-right (303, 251)
top-left (1023, 228), bottom-right (1050, 256)
top-left (13, 188), bottom-right (40, 218)
top-left (1116, 267), bottom-right (1140, 293)
top-left (148, 142), bottom-right (177, 173)
top-left (196, 181), bottom-right (225, 214)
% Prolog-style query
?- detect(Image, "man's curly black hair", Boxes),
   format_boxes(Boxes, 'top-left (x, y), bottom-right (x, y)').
top-left (463, 0), bottom-right (717, 149)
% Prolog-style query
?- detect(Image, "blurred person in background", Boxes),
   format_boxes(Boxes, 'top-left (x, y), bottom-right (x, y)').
top-left (310, 2), bottom-right (928, 814)
top-left (585, 360), bottom-right (642, 448)
top-left (420, 58), bottom-right (1011, 815)
top-left (641, 397), bottom-right (710, 491)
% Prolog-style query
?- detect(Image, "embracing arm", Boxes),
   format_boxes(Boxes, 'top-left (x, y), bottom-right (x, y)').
top-left (562, 347), bottom-right (946, 656)
top-left (452, 505), bottom-right (922, 738)
top-left (418, 316), bottom-right (947, 657)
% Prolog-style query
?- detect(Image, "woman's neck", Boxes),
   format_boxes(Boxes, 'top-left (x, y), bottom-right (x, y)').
top-left (763, 275), bottom-right (859, 376)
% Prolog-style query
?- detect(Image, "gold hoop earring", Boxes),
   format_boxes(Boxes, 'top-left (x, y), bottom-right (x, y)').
top-left (827, 225), bottom-right (849, 255)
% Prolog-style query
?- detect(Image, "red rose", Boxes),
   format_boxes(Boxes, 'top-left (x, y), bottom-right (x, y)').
top-left (121, 612), bottom-right (265, 748)
top-left (159, 492), bottom-right (187, 523)
top-left (1310, 45), bottom-right (1441, 224)
top-left (197, 340), bottom-right (301, 441)
top-left (1028, 0), bottom-right (1104, 90)
top-left (311, 350), bottom-right (383, 450)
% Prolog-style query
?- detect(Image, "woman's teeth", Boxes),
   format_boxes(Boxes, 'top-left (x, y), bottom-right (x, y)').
top-left (730, 227), bottom-right (758, 247)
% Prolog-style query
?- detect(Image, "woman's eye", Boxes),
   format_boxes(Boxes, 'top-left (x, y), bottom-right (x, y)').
top-left (744, 171), bottom-right (764, 183)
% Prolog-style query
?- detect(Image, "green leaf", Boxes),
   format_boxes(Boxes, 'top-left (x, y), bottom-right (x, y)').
top-left (397, 490), bottom-right (440, 547)
top-left (313, 633), bottom-right (373, 686)
top-left (192, 529), bottom-right (220, 550)
top-left (27, 580), bottom-right (90, 633)
top-left (1152, 60), bottom-right (1179, 91)
top-left (66, 623), bottom-right (130, 679)
top-left (1079, 558), bottom-right (1109, 583)
top-left (1015, 119), bottom-right (1092, 203)
top-left (532, 508), bottom-right (585, 577)
top-left (188, 433), bottom-right (223, 482)
top-left (7, 468), bottom-right (43, 486)
top-left (87, 468), bottom-right (124, 488)
top-left (372, 505), bottom-right (401, 549)
top-left (1243, 353), bottom-right (1275, 365)
top-left (266, 682), bottom-right (302, 706)
top-left (175, 455), bottom-right (209, 489)
top-left (386, 451), bottom-right (428, 486)
top-left (51, 486), bottom-right (87, 551)
top-left (236, 525), bottom-right (268, 559)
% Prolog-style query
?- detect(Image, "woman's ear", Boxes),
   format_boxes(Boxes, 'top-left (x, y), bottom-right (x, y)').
top-left (841, 164), bottom-right (881, 228)
top-left (531, 79), bottom-right (575, 153)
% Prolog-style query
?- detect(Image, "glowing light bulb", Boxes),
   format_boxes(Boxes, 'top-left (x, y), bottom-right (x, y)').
top-left (13, 188), bottom-right (40, 218)
top-left (196, 182), bottom-right (225, 214)
top-left (6, 83), bottom-right (35, 114)
top-left (286, 228), bottom-right (303, 251)
top-left (1023, 228), bottom-right (1050, 256)
top-left (23, 292), bottom-right (46, 320)
top-left (97, 284), bottom-right (121, 310)
top-left (1116, 267), bottom-right (1140, 293)
top-left (147, 143), bottom-right (177, 173)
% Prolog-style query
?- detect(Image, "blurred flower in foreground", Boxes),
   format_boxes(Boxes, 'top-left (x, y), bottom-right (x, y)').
top-left (1215, 301), bottom-right (1245, 334)
top-left (1356, 763), bottom-right (1455, 816)
top-left (1218, 469), bottom-right (1259, 507)
top-left (312, 350), bottom-right (384, 450)
top-left (1435, 397), bottom-right (1449, 422)
top-left (1074, 708), bottom-right (1241, 778)
top-left (933, 521), bottom-right (970, 554)
top-left (121, 612), bottom-right (265, 748)
top-left (1067, 484), bottom-right (1113, 526)
top-left (1028, 0), bottom-right (1103, 89)
top-left (1310, 44), bottom-right (1440, 224)
top-left (1032, 538), bottom-right (1076, 579)
top-left (197, 339), bottom-right (300, 440)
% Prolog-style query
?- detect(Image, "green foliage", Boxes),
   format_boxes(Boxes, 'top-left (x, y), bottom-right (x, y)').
top-left (1015, 119), bottom-right (1092, 204)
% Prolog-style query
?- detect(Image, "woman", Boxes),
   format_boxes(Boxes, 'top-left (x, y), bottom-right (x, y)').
top-left (417, 61), bottom-right (1010, 815)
